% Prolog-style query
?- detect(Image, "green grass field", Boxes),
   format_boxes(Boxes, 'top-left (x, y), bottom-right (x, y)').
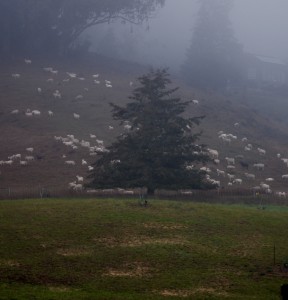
top-left (0, 198), bottom-right (288, 299)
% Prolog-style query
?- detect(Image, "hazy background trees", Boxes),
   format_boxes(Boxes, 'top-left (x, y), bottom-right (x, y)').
top-left (181, 0), bottom-right (245, 90)
top-left (0, 0), bottom-right (165, 57)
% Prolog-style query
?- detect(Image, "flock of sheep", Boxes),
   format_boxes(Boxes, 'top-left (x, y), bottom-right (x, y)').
top-left (1, 58), bottom-right (288, 197)
top-left (2, 58), bottom-right (135, 192)
top-left (198, 125), bottom-right (288, 197)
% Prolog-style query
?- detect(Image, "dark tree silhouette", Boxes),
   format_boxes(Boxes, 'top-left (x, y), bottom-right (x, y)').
top-left (87, 69), bottom-right (215, 195)
top-left (182, 0), bottom-right (245, 90)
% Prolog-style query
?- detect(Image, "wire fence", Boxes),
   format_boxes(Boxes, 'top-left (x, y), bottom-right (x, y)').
top-left (0, 186), bottom-right (288, 206)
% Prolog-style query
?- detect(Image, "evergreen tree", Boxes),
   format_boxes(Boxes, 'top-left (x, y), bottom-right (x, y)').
top-left (182, 0), bottom-right (244, 90)
top-left (87, 69), bottom-right (215, 195)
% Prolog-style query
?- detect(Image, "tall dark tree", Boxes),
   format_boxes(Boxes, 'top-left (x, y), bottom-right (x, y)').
top-left (87, 69), bottom-right (215, 195)
top-left (0, 0), bottom-right (165, 57)
top-left (182, 0), bottom-right (244, 90)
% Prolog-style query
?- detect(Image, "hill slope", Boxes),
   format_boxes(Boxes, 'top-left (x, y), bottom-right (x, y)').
top-left (1, 54), bottom-right (288, 193)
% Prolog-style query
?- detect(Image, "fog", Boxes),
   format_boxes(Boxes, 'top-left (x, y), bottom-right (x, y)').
top-left (88, 0), bottom-right (288, 71)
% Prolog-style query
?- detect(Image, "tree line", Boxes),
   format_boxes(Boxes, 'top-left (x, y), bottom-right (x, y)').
top-left (0, 0), bottom-right (165, 57)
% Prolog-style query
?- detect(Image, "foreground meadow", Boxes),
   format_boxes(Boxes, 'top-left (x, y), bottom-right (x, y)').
top-left (0, 198), bottom-right (287, 299)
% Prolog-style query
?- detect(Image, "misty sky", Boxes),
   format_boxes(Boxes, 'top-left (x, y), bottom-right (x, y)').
top-left (88, 0), bottom-right (288, 70)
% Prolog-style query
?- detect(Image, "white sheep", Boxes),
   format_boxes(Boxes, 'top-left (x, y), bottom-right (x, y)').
top-left (48, 110), bottom-right (54, 116)
top-left (253, 163), bottom-right (265, 170)
top-left (26, 147), bottom-right (34, 152)
top-left (192, 99), bottom-right (199, 105)
top-left (257, 148), bottom-right (266, 155)
top-left (260, 183), bottom-right (270, 190)
top-left (88, 166), bottom-right (94, 171)
top-left (32, 110), bottom-right (41, 116)
top-left (65, 160), bottom-right (76, 165)
top-left (25, 156), bottom-right (34, 161)
top-left (282, 174), bottom-right (288, 179)
top-left (207, 148), bottom-right (219, 159)
top-left (82, 159), bottom-right (87, 165)
top-left (76, 175), bottom-right (83, 182)
top-left (275, 191), bottom-right (286, 197)
top-left (244, 173), bottom-right (255, 180)
top-left (11, 109), bottom-right (19, 114)
top-left (53, 90), bottom-right (61, 99)
top-left (225, 157), bottom-right (235, 165)
top-left (216, 169), bottom-right (225, 177)
top-left (234, 178), bottom-right (243, 185)
top-left (73, 113), bottom-right (80, 119)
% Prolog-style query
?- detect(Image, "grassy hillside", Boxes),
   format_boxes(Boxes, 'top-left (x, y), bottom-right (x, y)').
top-left (1, 54), bottom-right (288, 193)
top-left (0, 198), bottom-right (288, 299)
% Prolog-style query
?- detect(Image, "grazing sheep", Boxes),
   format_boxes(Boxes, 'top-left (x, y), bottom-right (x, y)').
top-left (25, 156), bottom-right (34, 161)
top-left (244, 173), bottom-right (255, 180)
top-left (24, 59), bottom-right (32, 64)
top-left (192, 99), bottom-right (199, 104)
top-left (260, 183), bottom-right (270, 190)
top-left (227, 173), bottom-right (235, 181)
top-left (11, 109), bottom-right (19, 114)
top-left (82, 159), bottom-right (87, 165)
top-left (253, 163), bottom-right (265, 170)
top-left (76, 175), bottom-right (83, 182)
top-left (265, 178), bottom-right (274, 182)
top-left (207, 148), bottom-right (219, 159)
top-left (282, 174), bottom-right (288, 179)
top-left (26, 147), bottom-right (34, 152)
top-left (65, 160), bottom-right (76, 165)
top-left (12, 74), bottom-right (20, 78)
top-left (32, 110), bottom-right (41, 116)
top-left (73, 113), bottom-right (80, 119)
top-left (53, 90), bottom-right (61, 99)
top-left (257, 148), bottom-right (266, 155)
top-left (225, 157), bottom-right (235, 165)
top-left (234, 178), bottom-right (243, 185)
top-left (216, 169), bottom-right (225, 177)
top-left (88, 166), bottom-right (94, 171)
top-left (48, 110), bottom-right (54, 116)
top-left (275, 191), bottom-right (286, 197)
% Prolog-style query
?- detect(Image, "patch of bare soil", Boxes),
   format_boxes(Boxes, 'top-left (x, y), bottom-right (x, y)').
top-left (142, 222), bottom-right (188, 230)
top-left (48, 286), bottom-right (73, 292)
top-left (0, 259), bottom-right (21, 267)
top-left (157, 287), bottom-right (229, 298)
top-left (56, 246), bottom-right (92, 257)
top-left (103, 262), bottom-right (152, 277)
top-left (94, 236), bottom-right (187, 248)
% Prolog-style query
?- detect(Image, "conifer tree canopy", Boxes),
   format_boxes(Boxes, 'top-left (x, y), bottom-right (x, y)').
top-left (87, 69), bottom-right (214, 195)
top-left (182, 0), bottom-right (244, 90)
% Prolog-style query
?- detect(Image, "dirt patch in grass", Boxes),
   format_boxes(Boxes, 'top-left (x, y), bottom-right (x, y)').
top-left (103, 262), bottom-right (152, 277)
top-left (95, 236), bottom-right (187, 247)
top-left (48, 286), bottom-right (73, 292)
top-left (0, 259), bottom-right (21, 267)
top-left (230, 232), bottom-right (265, 257)
top-left (56, 247), bottom-right (92, 257)
top-left (158, 287), bottom-right (229, 297)
top-left (142, 222), bottom-right (188, 230)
